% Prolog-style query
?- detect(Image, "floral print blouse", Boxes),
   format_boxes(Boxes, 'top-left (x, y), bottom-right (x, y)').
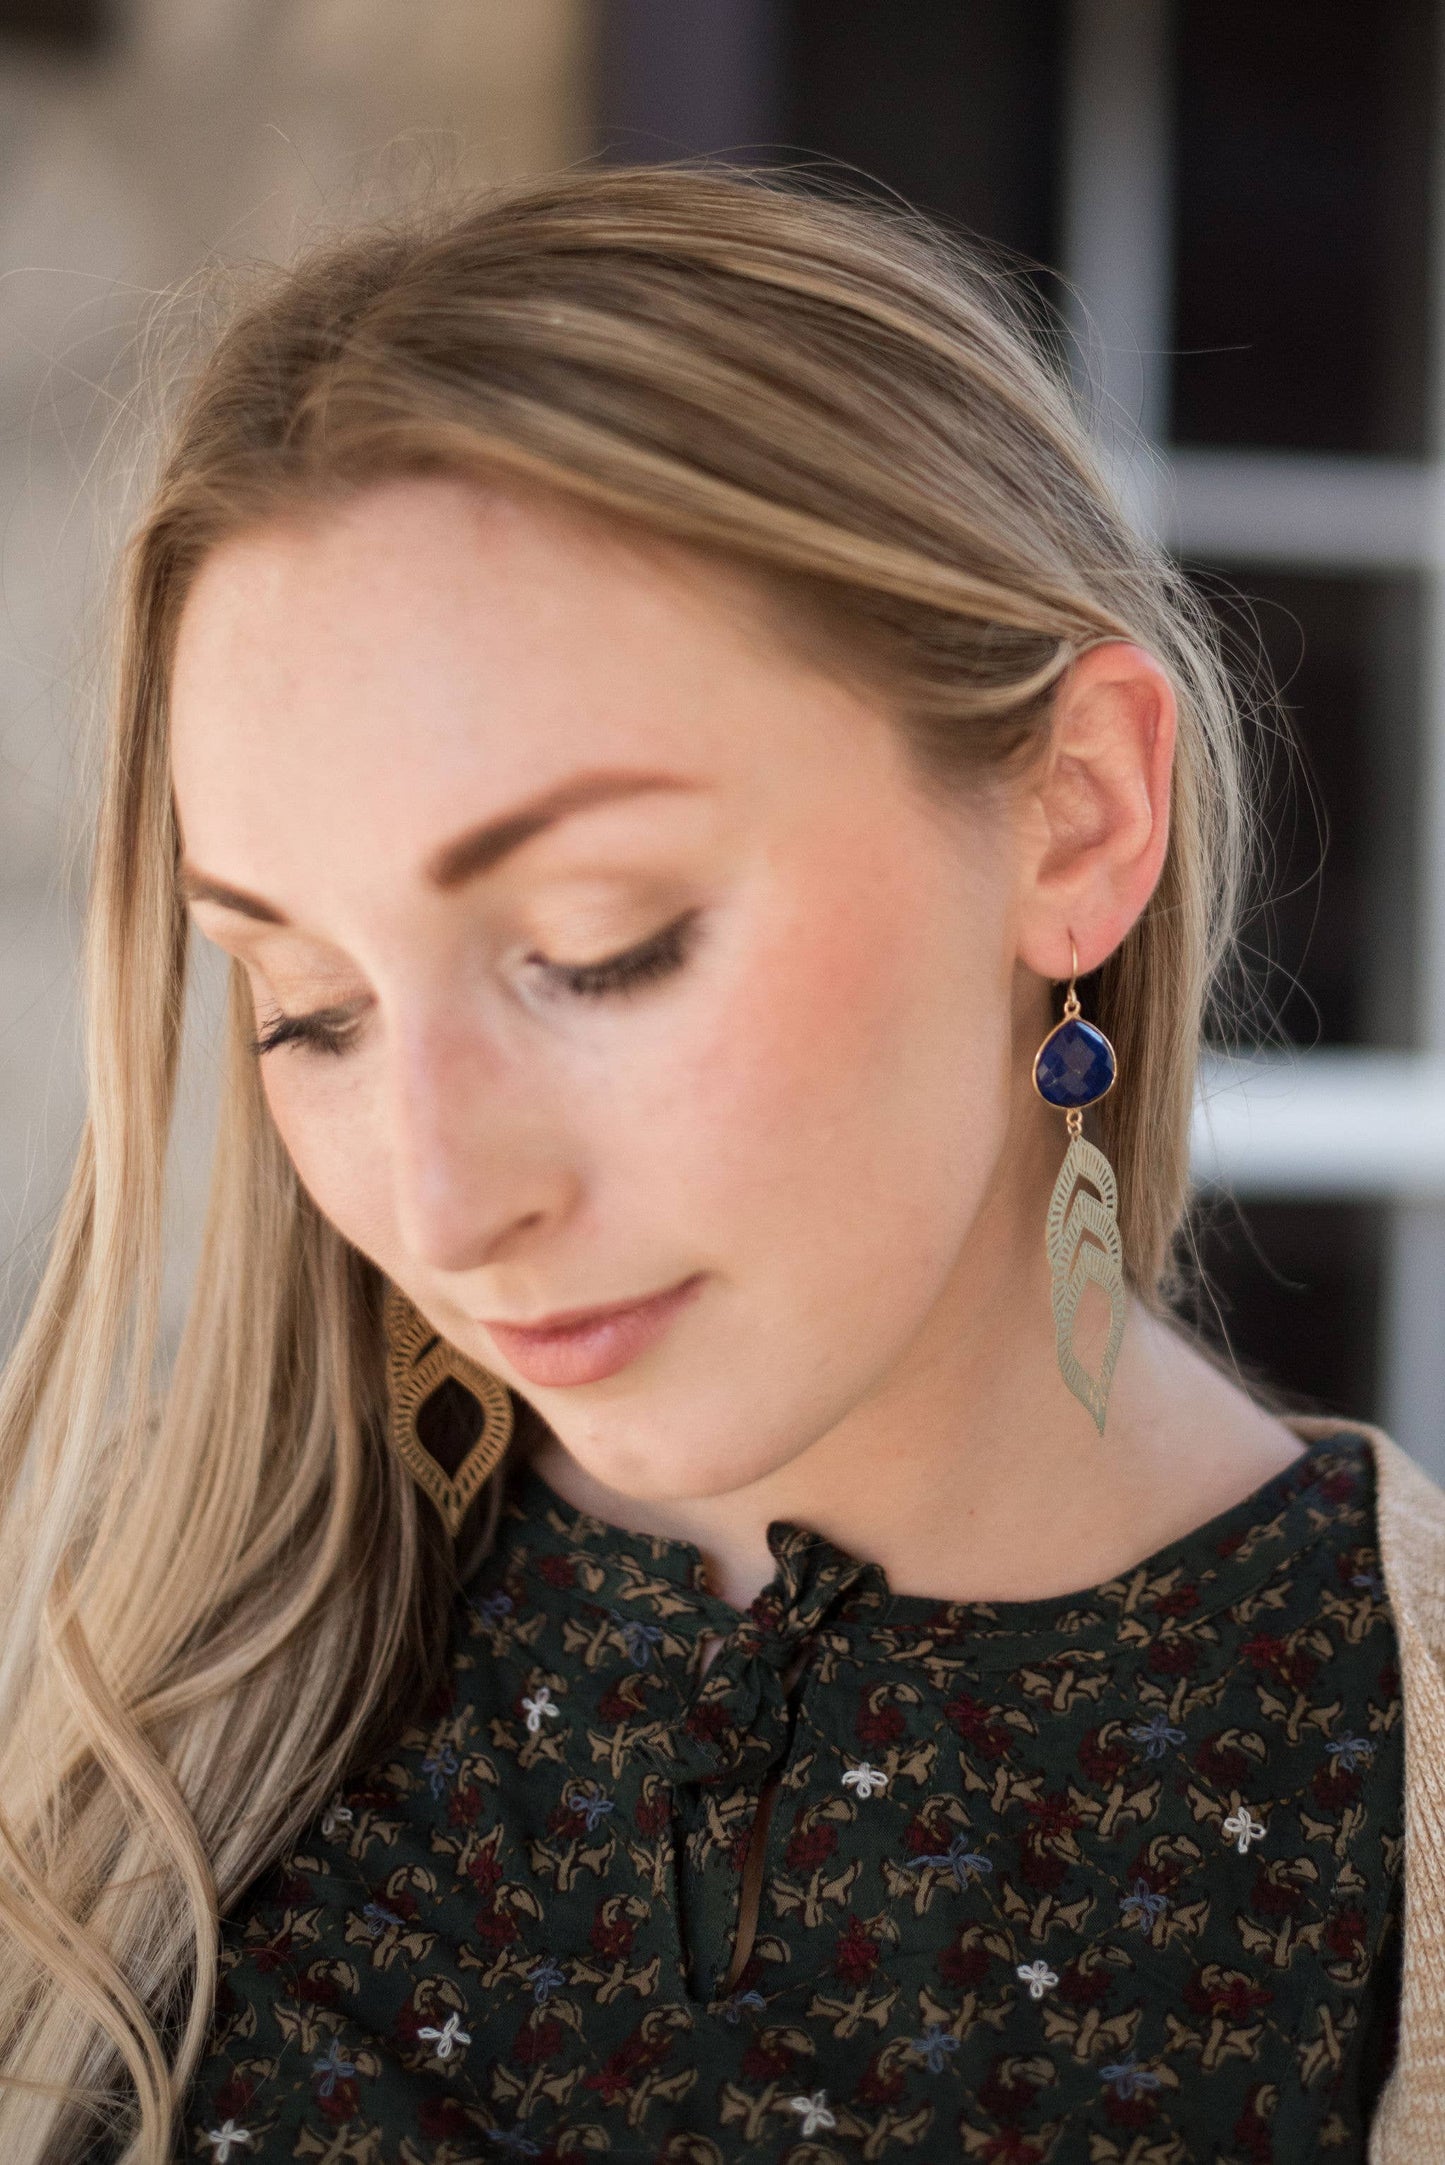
top-left (183, 1429), bottom-right (1402, 2163)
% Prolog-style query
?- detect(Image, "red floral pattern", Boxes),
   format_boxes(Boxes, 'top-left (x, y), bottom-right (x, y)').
top-left (183, 1434), bottom-right (1401, 2161)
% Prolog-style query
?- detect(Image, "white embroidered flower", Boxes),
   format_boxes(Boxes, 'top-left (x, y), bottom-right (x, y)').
top-left (203, 2125), bottom-right (254, 2162)
top-left (789, 2089), bottom-right (837, 2137)
top-left (418, 2010), bottom-right (471, 2060)
top-left (1222, 1805), bottom-right (1266, 1855)
top-left (1016, 1959), bottom-right (1059, 2001)
top-left (521, 1686), bottom-right (560, 1735)
top-left (321, 1800), bottom-right (354, 1838)
top-left (841, 1762), bottom-right (888, 1799)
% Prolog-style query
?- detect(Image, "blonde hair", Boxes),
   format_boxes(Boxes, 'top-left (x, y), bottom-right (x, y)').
top-left (0, 164), bottom-right (1246, 2160)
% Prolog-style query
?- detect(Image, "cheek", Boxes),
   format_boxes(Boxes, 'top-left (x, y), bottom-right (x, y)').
top-left (259, 1060), bottom-right (396, 1262)
top-left (624, 852), bottom-right (1013, 1304)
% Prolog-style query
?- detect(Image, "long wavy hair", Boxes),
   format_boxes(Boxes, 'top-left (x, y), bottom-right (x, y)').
top-left (0, 164), bottom-right (1248, 2160)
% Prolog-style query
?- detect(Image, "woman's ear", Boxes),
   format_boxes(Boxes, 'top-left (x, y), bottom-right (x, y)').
top-left (1014, 640), bottom-right (1176, 980)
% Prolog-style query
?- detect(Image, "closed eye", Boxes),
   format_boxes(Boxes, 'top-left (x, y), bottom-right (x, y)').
top-left (530, 908), bottom-right (702, 999)
top-left (253, 1001), bottom-right (365, 1057)
top-left (252, 910), bottom-right (702, 1058)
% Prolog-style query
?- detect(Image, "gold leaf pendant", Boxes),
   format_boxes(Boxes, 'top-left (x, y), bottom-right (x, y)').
top-left (1045, 1135), bottom-right (1127, 1433)
top-left (384, 1284), bottom-right (515, 1537)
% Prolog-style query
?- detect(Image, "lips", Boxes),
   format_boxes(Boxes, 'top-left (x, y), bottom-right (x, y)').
top-left (480, 1274), bottom-right (705, 1388)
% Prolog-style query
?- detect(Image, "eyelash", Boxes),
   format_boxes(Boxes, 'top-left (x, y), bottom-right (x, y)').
top-left (537, 907), bottom-right (700, 1000)
top-left (251, 909), bottom-right (701, 1059)
top-left (252, 1005), bottom-right (361, 1058)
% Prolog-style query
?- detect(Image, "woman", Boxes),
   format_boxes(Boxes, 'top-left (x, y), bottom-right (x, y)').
top-left (1, 164), bottom-right (1440, 2165)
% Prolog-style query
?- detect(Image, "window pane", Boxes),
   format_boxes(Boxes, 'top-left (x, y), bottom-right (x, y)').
top-left (0, 0), bottom-right (110, 48)
top-left (779, 0), bottom-right (1066, 269)
top-left (1185, 1199), bottom-right (1384, 1424)
top-left (1188, 566), bottom-right (1424, 1049)
top-left (1172, 0), bottom-right (1436, 454)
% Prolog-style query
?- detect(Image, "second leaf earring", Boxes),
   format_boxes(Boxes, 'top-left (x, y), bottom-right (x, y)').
top-left (1032, 939), bottom-right (1127, 1433)
top-left (383, 1283), bottom-right (515, 1537)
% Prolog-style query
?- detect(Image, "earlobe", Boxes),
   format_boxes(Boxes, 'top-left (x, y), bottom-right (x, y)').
top-left (1016, 640), bottom-right (1176, 981)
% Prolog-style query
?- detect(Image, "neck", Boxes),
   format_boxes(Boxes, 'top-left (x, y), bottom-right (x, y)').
top-left (530, 1109), bottom-right (1302, 1612)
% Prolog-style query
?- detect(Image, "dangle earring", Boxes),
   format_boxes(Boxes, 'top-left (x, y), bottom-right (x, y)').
top-left (1031, 939), bottom-right (1127, 1433)
top-left (383, 1283), bottom-right (515, 1537)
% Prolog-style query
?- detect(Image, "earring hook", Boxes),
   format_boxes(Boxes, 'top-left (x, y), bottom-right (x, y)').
top-left (1063, 932), bottom-right (1081, 1019)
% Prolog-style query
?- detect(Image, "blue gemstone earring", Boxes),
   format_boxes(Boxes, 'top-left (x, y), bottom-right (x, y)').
top-left (1032, 938), bottom-right (1126, 1432)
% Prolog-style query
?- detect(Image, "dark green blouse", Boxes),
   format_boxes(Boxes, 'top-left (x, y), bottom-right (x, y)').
top-left (183, 1430), bottom-right (1402, 2163)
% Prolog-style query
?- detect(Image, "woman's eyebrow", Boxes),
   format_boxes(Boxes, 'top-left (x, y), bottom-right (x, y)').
top-left (178, 767), bottom-right (700, 923)
top-left (424, 769), bottom-right (698, 890)
top-left (176, 870), bottom-right (287, 922)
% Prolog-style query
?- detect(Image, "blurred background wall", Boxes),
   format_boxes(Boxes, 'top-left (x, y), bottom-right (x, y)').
top-left (0, 0), bottom-right (591, 1344)
top-left (4, 0), bottom-right (1444, 1469)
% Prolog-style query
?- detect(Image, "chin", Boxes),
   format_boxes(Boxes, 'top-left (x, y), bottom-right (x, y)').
top-left (555, 1414), bottom-right (802, 1505)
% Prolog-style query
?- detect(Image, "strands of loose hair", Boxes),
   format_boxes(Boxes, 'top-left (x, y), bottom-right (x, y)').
top-left (0, 163), bottom-right (1250, 2160)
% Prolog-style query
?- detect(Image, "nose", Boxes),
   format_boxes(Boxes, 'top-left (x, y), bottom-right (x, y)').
top-left (386, 1006), bottom-right (580, 1276)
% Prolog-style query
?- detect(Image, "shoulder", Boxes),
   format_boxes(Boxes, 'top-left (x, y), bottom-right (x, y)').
top-left (1300, 1422), bottom-right (1445, 2163)
top-left (1293, 1418), bottom-right (1445, 1649)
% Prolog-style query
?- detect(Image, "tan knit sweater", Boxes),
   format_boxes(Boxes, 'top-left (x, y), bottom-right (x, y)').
top-left (1281, 1419), bottom-right (1445, 2160)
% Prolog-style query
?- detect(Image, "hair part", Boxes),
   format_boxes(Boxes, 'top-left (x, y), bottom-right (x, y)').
top-left (0, 162), bottom-right (1249, 2159)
